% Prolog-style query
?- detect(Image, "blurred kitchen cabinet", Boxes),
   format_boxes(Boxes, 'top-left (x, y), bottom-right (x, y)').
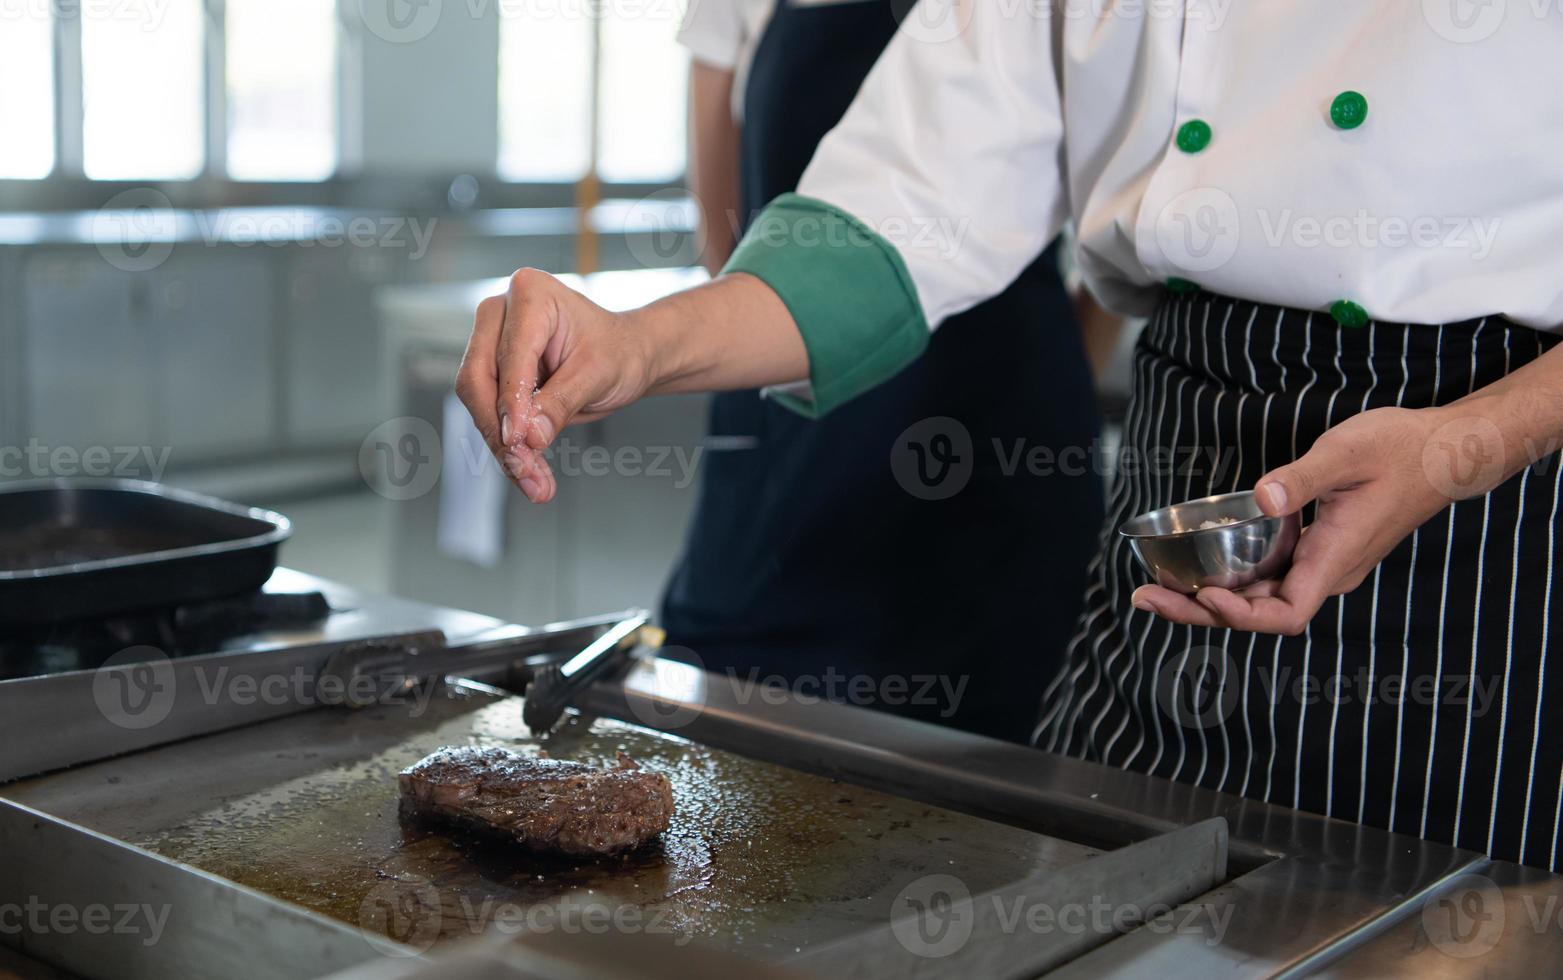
top-left (282, 246), bottom-right (399, 447)
top-left (148, 250), bottom-right (276, 456)
top-left (20, 251), bottom-right (155, 450)
top-left (390, 347), bottom-right (566, 625)
top-left (382, 268), bottom-right (709, 624)
top-left (562, 395), bottom-right (709, 618)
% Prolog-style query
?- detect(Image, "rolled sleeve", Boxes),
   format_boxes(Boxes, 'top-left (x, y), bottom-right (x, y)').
top-left (677, 0), bottom-right (746, 69)
top-left (797, 0), bottom-right (1067, 328)
top-left (724, 194), bottom-right (929, 418)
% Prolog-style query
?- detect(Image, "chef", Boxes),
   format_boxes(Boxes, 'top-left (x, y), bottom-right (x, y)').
top-left (460, 2), bottom-right (1563, 869)
top-left (661, 0), bottom-right (1111, 744)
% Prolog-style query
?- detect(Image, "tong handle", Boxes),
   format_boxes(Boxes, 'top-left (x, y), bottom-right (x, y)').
top-left (522, 613), bottom-right (652, 734)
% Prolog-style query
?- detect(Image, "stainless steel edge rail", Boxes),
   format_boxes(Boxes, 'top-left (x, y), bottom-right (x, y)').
top-left (577, 658), bottom-right (1560, 977)
top-left (0, 797), bottom-right (399, 979)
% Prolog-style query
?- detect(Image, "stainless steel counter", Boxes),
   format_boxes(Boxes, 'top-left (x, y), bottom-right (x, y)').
top-left (3, 572), bottom-right (1558, 978)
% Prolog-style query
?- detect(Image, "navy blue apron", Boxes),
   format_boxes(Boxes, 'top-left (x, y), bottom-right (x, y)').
top-left (659, 0), bottom-right (1104, 743)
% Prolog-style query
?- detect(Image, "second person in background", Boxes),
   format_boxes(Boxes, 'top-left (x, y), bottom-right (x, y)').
top-left (658, 0), bottom-right (1119, 743)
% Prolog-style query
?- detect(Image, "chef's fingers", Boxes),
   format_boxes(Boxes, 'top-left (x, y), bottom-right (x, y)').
top-left (1130, 585), bottom-right (1224, 627)
top-left (1230, 579), bottom-right (1282, 599)
top-left (530, 355), bottom-right (612, 452)
top-left (496, 269), bottom-right (561, 453)
top-left (1191, 543), bottom-right (1340, 635)
top-left (456, 294), bottom-right (507, 455)
top-left (502, 447), bottom-right (558, 504)
top-left (1253, 427), bottom-right (1364, 517)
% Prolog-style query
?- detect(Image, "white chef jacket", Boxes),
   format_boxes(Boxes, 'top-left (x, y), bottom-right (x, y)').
top-left (676, 0), bottom-right (774, 122)
top-left (804, 0), bottom-right (1563, 330)
top-left (721, 0), bottom-right (1563, 414)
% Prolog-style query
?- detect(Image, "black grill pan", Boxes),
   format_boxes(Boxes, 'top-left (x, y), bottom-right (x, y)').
top-left (0, 479), bottom-right (290, 627)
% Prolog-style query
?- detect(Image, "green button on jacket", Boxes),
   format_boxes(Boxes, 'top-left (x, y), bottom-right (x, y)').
top-left (1331, 91), bottom-right (1369, 130)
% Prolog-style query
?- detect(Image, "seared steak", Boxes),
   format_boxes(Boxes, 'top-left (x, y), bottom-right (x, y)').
top-left (398, 746), bottom-right (674, 857)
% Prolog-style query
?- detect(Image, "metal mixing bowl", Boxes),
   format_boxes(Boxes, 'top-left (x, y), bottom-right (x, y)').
top-left (1119, 490), bottom-right (1300, 594)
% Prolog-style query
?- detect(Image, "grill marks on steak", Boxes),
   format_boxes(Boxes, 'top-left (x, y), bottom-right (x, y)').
top-left (398, 746), bottom-right (674, 857)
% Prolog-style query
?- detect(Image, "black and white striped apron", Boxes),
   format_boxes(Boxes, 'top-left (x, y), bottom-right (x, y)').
top-left (1035, 290), bottom-right (1563, 870)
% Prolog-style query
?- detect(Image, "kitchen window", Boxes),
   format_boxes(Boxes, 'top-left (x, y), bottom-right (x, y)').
top-left (0, 6), bottom-right (56, 179)
top-left (497, 3), bottom-right (688, 183)
top-left (23, 0), bottom-right (339, 183)
top-left (224, 0), bottom-right (340, 181)
top-left (6, 1), bottom-right (689, 195)
top-left (497, 11), bottom-right (596, 181)
top-left (81, 0), bottom-right (206, 180)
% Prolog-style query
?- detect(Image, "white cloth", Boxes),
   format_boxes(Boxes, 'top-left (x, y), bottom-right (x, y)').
top-left (796, 0), bottom-right (1563, 330)
top-left (676, 0), bottom-right (775, 122)
top-left (437, 392), bottom-right (507, 568)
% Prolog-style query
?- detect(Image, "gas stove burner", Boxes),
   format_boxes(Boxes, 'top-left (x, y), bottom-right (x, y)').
top-left (0, 590), bottom-right (333, 681)
top-left (173, 590), bottom-right (332, 638)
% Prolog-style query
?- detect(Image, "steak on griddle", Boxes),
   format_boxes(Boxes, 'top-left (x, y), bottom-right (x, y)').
top-left (398, 746), bottom-right (674, 857)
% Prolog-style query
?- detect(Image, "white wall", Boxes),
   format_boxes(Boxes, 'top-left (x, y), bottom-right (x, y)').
top-left (349, 0), bottom-right (501, 174)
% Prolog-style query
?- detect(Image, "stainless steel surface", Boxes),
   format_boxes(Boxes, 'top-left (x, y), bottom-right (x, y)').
top-left (2, 681), bottom-right (1160, 973)
top-left (1119, 489), bottom-right (1300, 593)
top-left (320, 928), bottom-right (810, 980)
top-left (6, 573), bottom-right (1562, 977)
top-left (0, 569), bottom-right (511, 780)
top-left (316, 610), bottom-right (635, 708)
top-left (0, 798), bottom-right (388, 980)
top-left (584, 657), bottom-right (1560, 976)
top-left (795, 817), bottom-right (1228, 979)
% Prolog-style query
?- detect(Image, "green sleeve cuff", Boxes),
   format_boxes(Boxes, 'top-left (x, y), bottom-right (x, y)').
top-left (722, 193), bottom-right (929, 418)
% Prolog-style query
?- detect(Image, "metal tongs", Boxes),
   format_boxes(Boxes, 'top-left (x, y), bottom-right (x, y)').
top-left (315, 609), bottom-right (655, 734)
top-left (521, 612), bottom-right (651, 735)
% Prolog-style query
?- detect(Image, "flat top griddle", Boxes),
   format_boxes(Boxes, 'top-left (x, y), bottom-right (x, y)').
top-left (4, 684), bottom-right (1104, 961)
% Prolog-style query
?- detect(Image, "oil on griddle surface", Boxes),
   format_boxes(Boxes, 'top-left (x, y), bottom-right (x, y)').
top-left (141, 695), bottom-right (1097, 957)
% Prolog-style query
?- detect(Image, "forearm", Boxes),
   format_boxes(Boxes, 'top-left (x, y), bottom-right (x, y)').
top-left (639, 272), bottom-right (809, 395)
top-left (687, 62), bottom-right (741, 275)
top-left (1446, 339), bottom-right (1563, 487)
